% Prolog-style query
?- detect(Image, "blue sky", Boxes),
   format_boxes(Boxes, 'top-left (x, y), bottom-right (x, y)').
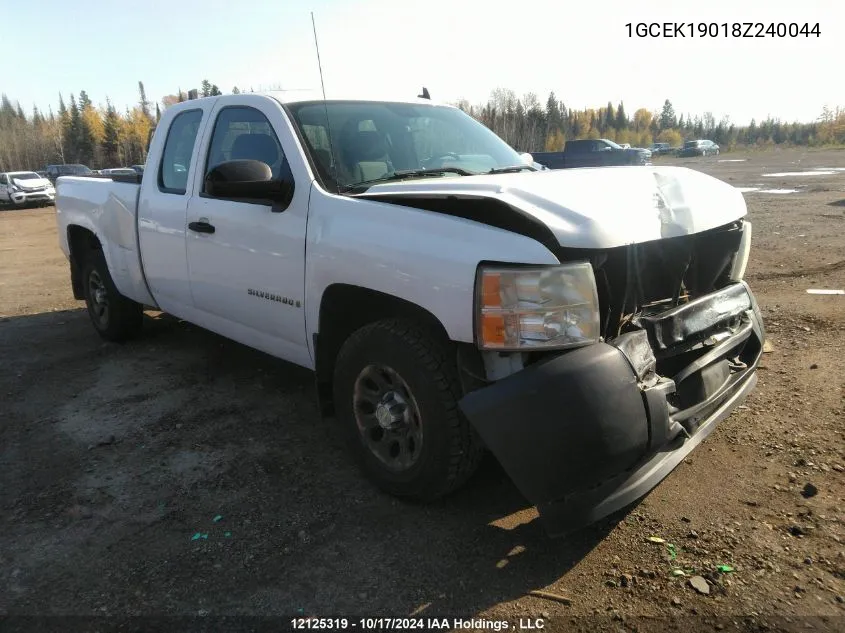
top-left (2, 0), bottom-right (841, 123)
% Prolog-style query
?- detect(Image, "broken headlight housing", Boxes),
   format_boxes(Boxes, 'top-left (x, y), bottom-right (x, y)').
top-left (728, 220), bottom-right (752, 282)
top-left (475, 262), bottom-right (601, 351)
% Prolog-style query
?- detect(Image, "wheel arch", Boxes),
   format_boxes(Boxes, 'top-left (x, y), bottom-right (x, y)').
top-left (313, 283), bottom-right (453, 416)
top-left (67, 225), bottom-right (103, 300)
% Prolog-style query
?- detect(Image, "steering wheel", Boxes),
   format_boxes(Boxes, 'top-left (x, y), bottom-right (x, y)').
top-left (422, 152), bottom-right (460, 168)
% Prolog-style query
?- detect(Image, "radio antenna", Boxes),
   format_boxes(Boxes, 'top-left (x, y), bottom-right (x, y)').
top-left (311, 12), bottom-right (339, 193)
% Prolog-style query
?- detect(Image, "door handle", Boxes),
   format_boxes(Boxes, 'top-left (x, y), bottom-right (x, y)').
top-left (188, 221), bottom-right (215, 234)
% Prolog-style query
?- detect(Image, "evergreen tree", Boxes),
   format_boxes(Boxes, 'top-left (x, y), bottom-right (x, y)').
top-left (76, 92), bottom-right (96, 164)
top-left (659, 99), bottom-right (676, 129)
top-left (138, 81), bottom-right (151, 120)
top-left (615, 102), bottom-right (627, 129)
top-left (0, 94), bottom-right (15, 120)
top-left (201, 79), bottom-right (212, 98)
top-left (79, 90), bottom-right (92, 110)
top-left (155, 103), bottom-right (161, 123)
top-left (232, 86), bottom-right (241, 94)
top-left (606, 101), bottom-right (615, 129)
top-left (102, 99), bottom-right (121, 166)
top-left (67, 93), bottom-right (81, 161)
top-left (210, 84), bottom-right (222, 96)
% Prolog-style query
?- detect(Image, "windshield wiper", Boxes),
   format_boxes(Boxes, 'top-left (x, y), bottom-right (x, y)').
top-left (486, 165), bottom-right (537, 174)
top-left (341, 167), bottom-right (473, 193)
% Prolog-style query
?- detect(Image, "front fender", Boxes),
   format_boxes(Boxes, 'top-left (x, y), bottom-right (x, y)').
top-left (304, 184), bottom-right (561, 359)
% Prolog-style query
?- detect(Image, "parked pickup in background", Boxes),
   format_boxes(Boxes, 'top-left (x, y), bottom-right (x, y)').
top-left (55, 91), bottom-right (764, 536)
top-left (531, 138), bottom-right (651, 170)
top-left (44, 164), bottom-right (93, 183)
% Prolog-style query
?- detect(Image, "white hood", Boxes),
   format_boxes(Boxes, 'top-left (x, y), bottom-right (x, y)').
top-left (12, 176), bottom-right (52, 190)
top-left (357, 166), bottom-right (747, 249)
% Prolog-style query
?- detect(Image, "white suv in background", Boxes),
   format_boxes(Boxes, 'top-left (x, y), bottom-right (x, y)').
top-left (0, 171), bottom-right (56, 207)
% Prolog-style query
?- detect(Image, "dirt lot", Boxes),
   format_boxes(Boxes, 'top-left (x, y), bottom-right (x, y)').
top-left (2, 148), bottom-right (844, 632)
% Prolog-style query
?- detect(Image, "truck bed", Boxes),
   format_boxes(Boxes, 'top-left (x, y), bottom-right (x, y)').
top-left (55, 176), bottom-right (156, 307)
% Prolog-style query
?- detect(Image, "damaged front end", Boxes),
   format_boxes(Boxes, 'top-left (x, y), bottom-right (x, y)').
top-left (458, 220), bottom-right (765, 537)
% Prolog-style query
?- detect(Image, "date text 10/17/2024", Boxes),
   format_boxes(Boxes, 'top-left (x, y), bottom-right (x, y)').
top-left (625, 22), bottom-right (821, 38)
top-left (290, 618), bottom-right (546, 631)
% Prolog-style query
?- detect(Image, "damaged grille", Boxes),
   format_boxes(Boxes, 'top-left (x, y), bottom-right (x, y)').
top-left (556, 220), bottom-right (760, 426)
top-left (556, 220), bottom-right (745, 340)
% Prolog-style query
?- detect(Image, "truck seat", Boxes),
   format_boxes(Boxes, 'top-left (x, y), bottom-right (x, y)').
top-left (229, 133), bottom-right (281, 174)
top-left (342, 130), bottom-right (393, 182)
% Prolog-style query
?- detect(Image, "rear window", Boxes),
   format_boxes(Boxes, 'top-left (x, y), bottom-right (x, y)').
top-left (159, 109), bottom-right (203, 194)
top-left (57, 165), bottom-right (92, 176)
top-left (566, 140), bottom-right (591, 152)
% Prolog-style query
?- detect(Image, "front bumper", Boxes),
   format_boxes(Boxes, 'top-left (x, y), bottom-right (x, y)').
top-left (9, 190), bottom-right (55, 205)
top-left (459, 281), bottom-right (764, 537)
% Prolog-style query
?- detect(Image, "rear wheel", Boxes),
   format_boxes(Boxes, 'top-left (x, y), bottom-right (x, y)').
top-left (333, 319), bottom-right (484, 501)
top-left (82, 249), bottom-right (143, 342)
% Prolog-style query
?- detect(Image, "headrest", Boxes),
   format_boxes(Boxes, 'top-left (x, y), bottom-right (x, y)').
top-left (230, 134), bottom-right (280, 167)
top-left (345, 130), bottom-right (388, 162)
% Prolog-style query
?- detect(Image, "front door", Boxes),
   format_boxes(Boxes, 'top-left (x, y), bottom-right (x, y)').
top-left (185, 98), bottom-right (310, 367)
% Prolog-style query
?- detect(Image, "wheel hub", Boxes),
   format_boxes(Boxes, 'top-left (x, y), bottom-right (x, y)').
top-left (352, 364), bottom-right (423, 472)
top-left (375, 391), bottom-right (407, 430)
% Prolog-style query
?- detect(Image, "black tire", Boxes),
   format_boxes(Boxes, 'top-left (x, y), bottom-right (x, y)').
top-left (81, 248), bottom-right (143, 342)
top-left (333, 319), bottom-right (484, 501)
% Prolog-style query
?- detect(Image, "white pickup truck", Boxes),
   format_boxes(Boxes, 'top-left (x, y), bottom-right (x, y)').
top-left (56, 91), bottom-right (765, 535)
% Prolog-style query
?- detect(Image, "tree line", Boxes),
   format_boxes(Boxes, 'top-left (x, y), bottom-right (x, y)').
top-left (1, 81), bottom-right (844, 172)
top-left (0, 80), bottom-right (241, 172)
top-left (457, 89), bottom-right (845, 153)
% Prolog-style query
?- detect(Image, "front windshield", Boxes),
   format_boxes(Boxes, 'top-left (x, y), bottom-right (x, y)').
top-left (286, 100), bottom-right (524, 191)
top-left (603, 139), bottom-right (623, 149)
top-left (10, 172), bottom-right (40, 180)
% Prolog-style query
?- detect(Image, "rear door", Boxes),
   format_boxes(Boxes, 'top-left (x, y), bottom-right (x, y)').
top-left (565, 140), bottom-right (590, 168)
top-left (137, 103), bottom-right (211, 317)
top-left (184, 96), bottom-right (311, 367)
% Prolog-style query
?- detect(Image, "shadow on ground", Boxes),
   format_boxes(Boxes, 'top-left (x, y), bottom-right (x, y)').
top-left (1, 309), bottom-right (621, 618)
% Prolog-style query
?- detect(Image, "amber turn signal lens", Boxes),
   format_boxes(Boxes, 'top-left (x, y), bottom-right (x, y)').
top-left (480, 313), bottom-right (505, 346)
top-left (481, 272), bottom-right (501, 308)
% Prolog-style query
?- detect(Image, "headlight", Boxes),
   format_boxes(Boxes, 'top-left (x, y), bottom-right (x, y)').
top-left (10, 185), bottom-right (20, 192)
top-left (728, 220), bottom-right (752, 282)
top-left (475, 262), bottom-right (601, 351)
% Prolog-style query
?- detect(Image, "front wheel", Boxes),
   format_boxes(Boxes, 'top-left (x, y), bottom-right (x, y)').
top-left (82, 249), bottom-right (143, 342)
top-left (333, 319), bottom-right (484, 501)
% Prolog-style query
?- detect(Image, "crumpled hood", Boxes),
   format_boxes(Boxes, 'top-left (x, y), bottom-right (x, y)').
top-left (12, 176), bottom-right (52, 190)
top-left (356, 166), bottom-right (746, 249)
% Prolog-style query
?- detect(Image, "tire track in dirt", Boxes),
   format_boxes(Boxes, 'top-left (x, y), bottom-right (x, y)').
top-left (748, 259), bottom-right (845, 281)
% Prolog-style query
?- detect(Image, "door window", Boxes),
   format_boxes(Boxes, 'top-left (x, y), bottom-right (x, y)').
top-left (204, 106), bottom-right (288, 187)
top-left (158, 109), bottom-right (203, 195)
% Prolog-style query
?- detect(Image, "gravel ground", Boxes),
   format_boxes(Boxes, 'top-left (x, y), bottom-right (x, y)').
top-left (1, 148), bottom-right (844, 633)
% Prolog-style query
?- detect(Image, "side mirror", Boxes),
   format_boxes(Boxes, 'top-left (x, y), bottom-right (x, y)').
top-left (205, 159), bottom-right (292, 206)
top-left (519, 152), bottom-right (534, 165)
